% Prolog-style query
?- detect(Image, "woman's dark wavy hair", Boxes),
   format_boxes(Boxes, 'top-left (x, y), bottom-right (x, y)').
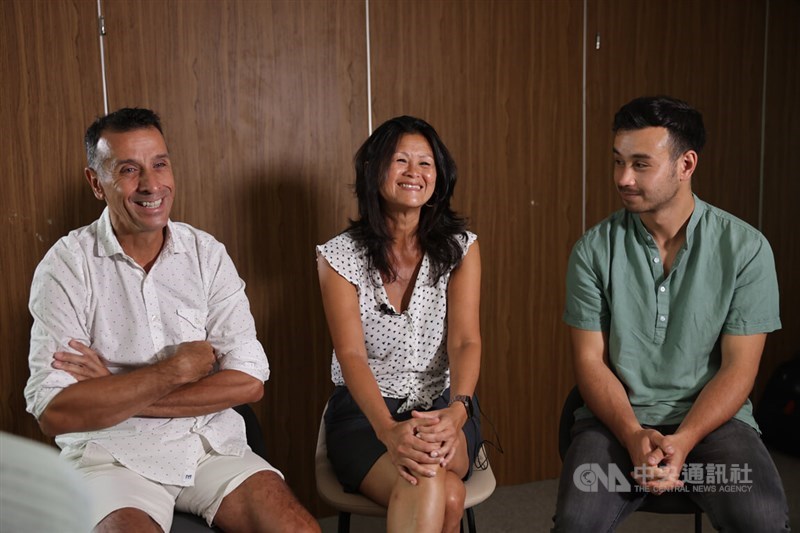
top-left (348, 115), bottom-right (467, 284)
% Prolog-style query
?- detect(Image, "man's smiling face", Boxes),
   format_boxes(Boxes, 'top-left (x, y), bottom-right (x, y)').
top-left (87, 126), bottom-right (175, 239)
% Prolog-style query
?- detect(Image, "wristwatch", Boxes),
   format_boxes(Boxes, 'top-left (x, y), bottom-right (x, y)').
top-left (449, 394), bottom-right (474, 418)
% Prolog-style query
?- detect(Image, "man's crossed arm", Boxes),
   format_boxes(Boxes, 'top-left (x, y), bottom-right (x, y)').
top-left (39, 340), bottom-right (262, 437)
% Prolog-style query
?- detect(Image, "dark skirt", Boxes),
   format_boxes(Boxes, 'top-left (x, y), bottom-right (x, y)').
top-left (324, 385), bottom-right (482, 493)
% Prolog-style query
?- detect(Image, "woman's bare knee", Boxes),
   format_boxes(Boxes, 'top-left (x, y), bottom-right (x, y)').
top-left (445, 481), bottom-right (465, 512)
top-left (442, 472), bottom-right (466, 532)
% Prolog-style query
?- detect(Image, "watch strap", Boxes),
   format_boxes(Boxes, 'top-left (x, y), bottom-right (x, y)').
top-left (449, 394), bottom-right (474, 418)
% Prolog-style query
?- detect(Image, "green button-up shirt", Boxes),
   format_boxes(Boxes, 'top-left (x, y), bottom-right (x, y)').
top-left (564, 195), bottom-right (781, 430)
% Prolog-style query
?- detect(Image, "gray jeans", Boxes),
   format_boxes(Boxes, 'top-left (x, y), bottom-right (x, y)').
top-left (552, 417), bottom-right (790, 532)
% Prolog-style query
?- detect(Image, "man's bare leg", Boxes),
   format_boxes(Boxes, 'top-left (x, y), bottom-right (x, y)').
top-left (94, 507), bottom-right (162, 533)
top-left (213, 470), bottom-right (319, 533)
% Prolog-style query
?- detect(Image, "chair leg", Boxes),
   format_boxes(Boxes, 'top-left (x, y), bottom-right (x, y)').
top-left (466, 507), bottom-right (477, 533)
top-left (694, 511), bottom-right (702, 533)
top-left (337, 511), bottom-right (351, 533)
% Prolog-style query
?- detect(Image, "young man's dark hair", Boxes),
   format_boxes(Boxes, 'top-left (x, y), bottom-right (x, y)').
top-left (612, 96), bottom-right (706, 159)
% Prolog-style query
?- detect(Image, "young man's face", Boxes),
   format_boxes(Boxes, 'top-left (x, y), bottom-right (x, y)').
top-left (612, 126), bottom-right (685, 215)
top-left (86, 126), bottom-right (175, 239)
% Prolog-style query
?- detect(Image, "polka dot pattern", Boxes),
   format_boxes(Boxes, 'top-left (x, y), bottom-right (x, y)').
top-left (317, 230), bottom-right (477, 412)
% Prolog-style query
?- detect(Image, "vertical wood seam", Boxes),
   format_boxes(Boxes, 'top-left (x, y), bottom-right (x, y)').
top-left (758, 0), bottom-right (770, 231)
top-left (365, 0), bottom-right (373, 135)
top-left (582, 0), bottom-right (588, 233)
top-left (96, 0), bottom-right (109, 114)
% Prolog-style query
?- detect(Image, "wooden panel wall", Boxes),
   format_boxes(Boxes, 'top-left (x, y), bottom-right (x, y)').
top-left (759, 0), bottom-right (800, 400)
top-left (1, 0), bottom-right (797, 520)
top-left (99, 0), bottom-right (366, 513)
top-left (0, 0), bottom-right (103, 438)
top-left (370, 0), bottom-right (584, 484)
top-left (586, 0), bottom-right (767, 228)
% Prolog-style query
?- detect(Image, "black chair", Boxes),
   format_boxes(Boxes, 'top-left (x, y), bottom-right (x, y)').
top-left (170, 404), bottom-right (267, 533)
top-left (558, 386), bottom-right (703, 533)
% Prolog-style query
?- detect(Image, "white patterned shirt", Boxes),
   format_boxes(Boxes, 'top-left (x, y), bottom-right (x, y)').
top-left (317, 231), bottom-right (477, 413)
top-left (25, 208), bottom-right (269, 486)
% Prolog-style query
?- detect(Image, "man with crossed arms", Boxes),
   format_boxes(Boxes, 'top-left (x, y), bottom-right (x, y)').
top-left (25, 108), bottom-right (319, 532)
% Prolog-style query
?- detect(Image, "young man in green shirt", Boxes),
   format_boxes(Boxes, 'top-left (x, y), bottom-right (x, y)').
top-left (554, 96), bottom-right (790, 531)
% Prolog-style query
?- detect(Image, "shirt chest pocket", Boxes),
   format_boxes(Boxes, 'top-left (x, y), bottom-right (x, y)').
top-left (176, 308), bottom-right (208, 342)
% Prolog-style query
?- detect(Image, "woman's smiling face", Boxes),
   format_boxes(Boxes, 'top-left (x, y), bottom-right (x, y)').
top-left (379, 133), bottom-right (437, 213)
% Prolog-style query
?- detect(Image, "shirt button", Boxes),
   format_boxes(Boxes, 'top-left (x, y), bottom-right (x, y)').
top-left (659, 315), bottom-right (666, 322)
top-left (653, 257), bottom-right (660, 263)
top-left (659, 286), bottom-right (666, 293)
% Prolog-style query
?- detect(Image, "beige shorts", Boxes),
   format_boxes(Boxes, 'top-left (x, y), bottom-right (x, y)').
top-left (73, 445), bottom-right (283, 531)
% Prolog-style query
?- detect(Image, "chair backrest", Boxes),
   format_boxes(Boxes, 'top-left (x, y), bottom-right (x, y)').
top-left (234, 404), bottom-right (267, 459)
top-left (314, 410), bottom-right (388, 516)
top-left (464, 445), bottom-right (497, 508)
top-left (315, 411), bottom-right (326, 449)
